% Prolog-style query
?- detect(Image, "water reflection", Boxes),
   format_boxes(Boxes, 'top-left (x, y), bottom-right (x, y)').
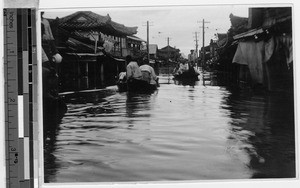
top-left (223, 90), bottom-right (295, 178)
top-left (44, 119), bottom-right (60, 183)
top-left (44, 77), bottom-right (295, 182)
top-left (174, 79), bottom-right (197, 86)
top-left (125, 92), bottom-right (157, 128)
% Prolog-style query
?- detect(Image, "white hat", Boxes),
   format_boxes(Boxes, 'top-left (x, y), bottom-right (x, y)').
top-left (52, 53), bottom-right (63, 63)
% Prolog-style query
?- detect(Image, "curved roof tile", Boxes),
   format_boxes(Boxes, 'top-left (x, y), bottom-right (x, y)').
top-left (58, 11), bottom-right (137, 36)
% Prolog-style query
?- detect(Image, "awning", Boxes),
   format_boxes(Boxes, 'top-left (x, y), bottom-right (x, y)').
top-left (111, 57), bottom-right (125, 62)
top-left (232, 37), bottom-right (275, 84)
top-left (233, 28), bottom-right (264, 40)
top-left (66, 37), bottom-right (104, 53)
top-left (127, 35), bottom-right (146, 42)
top-left (65, 52), bottom-right (125, 63)
top-left (66, 52), bottom-right (104, 57)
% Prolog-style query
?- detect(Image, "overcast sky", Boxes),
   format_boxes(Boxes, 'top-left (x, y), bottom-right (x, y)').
top-left (44, 5), bottom-right (250, 56)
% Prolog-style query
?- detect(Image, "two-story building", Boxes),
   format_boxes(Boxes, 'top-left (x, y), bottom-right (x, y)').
top-left (49, 11), bottom-right (146, 91)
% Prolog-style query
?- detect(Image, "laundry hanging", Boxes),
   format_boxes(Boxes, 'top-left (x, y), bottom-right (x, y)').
top-left (232, 37), bottom-right (275, 84)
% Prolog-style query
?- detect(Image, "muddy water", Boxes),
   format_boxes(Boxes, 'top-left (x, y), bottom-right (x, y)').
top-left (44, 74), bottom-right (295, 183)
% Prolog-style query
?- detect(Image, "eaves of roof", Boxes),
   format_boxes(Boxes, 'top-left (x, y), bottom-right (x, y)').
top-left (58, 11), bottom-right (138, 36)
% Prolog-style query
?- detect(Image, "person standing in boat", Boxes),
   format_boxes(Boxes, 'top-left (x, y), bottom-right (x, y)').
top-left (126, 55), bottom-right (143, 90)
top-left (140, 58), bottom-right (159, 87)
top-left (187, 61), bottom-right (197, 75)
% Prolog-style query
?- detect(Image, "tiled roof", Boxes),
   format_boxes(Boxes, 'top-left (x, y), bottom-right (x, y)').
top-left (229, 14), bottom-right (249, 34)
top-left (217, 33), bottom-right (227, 41)
top-left (159, 45), bottom-right (180, 52)
top-left (109, 21), bottom-right (138, 36)
top-left (66, 37), bottom-right (104, 53)
top-left (58, 11), bottom-right (138, 36)
top-left (127, 35), bottom-right (146, 42)
top-left (58, 11), bottom-right (110, 30)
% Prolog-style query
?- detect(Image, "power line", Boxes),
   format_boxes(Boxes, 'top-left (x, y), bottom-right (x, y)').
top-left (193, 32), bottom-right (200, 58)
top-left (142, 21), bottom-right (153, 60)
top-left (198, 19), bottom-right (210, 67)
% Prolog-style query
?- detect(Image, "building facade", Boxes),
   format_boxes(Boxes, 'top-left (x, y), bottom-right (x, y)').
top-left (48, 11), bottom-right (146, 91)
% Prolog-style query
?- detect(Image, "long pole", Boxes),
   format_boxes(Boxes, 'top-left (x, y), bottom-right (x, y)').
top-left (202, 19), bottom-right (205, 66)
top-left (199, 19), bottom-right (209, 68)
top-left (167, 37), bottom-right (170, 83)
top-left (147, 21), bottom-right (150, 60)
top-left (195, 32), bottom-right (198, 59)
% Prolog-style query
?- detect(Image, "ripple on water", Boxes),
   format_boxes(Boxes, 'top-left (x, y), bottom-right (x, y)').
top-left (44, 81), bottom-right (295, 182)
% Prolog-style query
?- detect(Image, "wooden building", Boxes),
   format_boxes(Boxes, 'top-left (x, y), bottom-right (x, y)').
top-left (157, 45), bottom-right (181, 64)
top-left (232, 7), bottom-right (292, 91)
top-left (149, 44), bottom-right (159, 59)
top-left (49, 11), bottom-right (146, 92)
top-left (209, 7), bottom-right (292, 91)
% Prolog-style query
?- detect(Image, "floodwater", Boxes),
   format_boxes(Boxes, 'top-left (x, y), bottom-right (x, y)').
top-left (44, 73), bottom-right (296, 183)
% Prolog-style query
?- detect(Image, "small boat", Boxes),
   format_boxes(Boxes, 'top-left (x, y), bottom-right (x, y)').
top-left (117, 72), bottom-right (158, 93)
top-left (173, 70), bottom-right (199, 81)
top-left (117, 79), bottom-right (157, 93)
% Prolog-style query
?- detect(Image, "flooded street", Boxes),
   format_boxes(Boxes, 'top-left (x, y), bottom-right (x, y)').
top-left (44, 74), bottom-right (295, 183)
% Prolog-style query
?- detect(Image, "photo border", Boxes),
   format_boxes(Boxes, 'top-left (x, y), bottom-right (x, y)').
top-left (0, 0), bottom-right (299, 188)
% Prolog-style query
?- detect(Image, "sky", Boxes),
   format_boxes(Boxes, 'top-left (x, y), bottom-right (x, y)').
top-left (44, 5), bottom-right (250, 57)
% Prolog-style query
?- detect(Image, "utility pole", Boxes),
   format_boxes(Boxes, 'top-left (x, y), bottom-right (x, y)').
top-left (166, 37), bottom-right (172, 82)
top-left (166, 37), bottom-right (172, 62)
top-left (143, 21), bottom-right (153, 60)
top-left (193, 32), bottom-right (200, 59)
top-left (199, 19), bottom-right (210, 68)
top-left (147, 21), bottom-right (150, 61)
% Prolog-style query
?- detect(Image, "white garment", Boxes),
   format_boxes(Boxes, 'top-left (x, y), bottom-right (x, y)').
top-left (140, 64), bottom-right (157, 84)
top-left (119, 72), bottom-right (126, 80)
top-left (103, 40), bottom-right (114, 52)
top-left (179, 63), bottom-right (189, 72)
top-left (126, 61), bottom-right (142, 80)
top-left (232, 37), bottom-right (275, 84)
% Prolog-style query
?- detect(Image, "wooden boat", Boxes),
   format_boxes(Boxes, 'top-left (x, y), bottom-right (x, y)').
top-left (117, 71), bottom-right (158, 93)
top-left (117, 79), bottom-right (157, 93)
top-left (173, 70), bottom-right (199, 81)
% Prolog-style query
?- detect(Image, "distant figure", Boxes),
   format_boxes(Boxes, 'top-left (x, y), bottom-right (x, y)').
top-left (187, 61), bottom-right (196, 74)
top-left (173, 63), bottom-right (180, 75)
top-left (140, 58), bottom-right (158, 86)
top-left (176, 61), bottom-right (189, 75)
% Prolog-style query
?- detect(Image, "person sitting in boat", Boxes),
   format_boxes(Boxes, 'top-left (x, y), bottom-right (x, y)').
top-left (126, 55), bottom-right (144, 89)
top-left (117, 72), bottom-right (127, 83)
top-left (176, 61), bottom-right (189, 75)
top-left (173, 63), bottom-right (180, 74)
top-left (140, 58), bottom-right (159, 86)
